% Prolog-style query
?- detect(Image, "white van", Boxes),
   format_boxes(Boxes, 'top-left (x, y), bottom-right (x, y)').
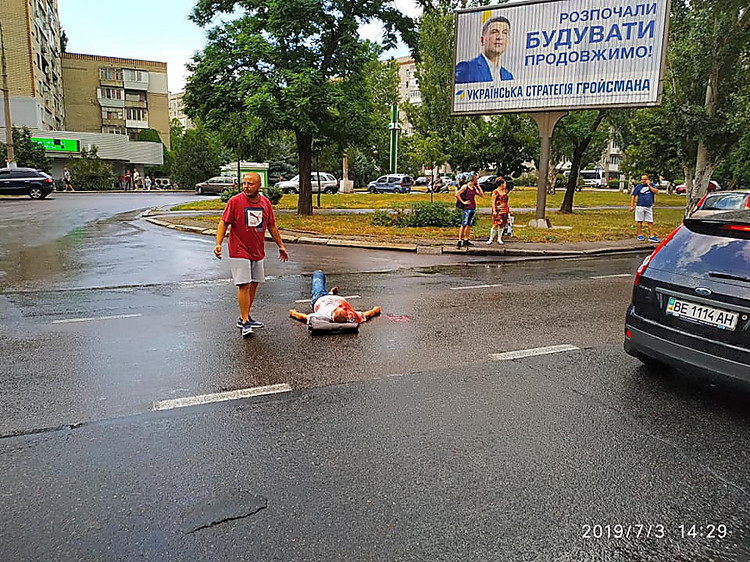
top-left (579, 170), bottom-right (606, 188)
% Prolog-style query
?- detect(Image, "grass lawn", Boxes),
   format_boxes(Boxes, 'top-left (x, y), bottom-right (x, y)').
top-left (172, 187), bottom-right (688, 212)
top-left (177, 208), bottom-right (686, 244)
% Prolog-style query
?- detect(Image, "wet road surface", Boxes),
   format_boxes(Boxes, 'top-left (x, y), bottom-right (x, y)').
top-left (1, 193), bottom-right (748, 560)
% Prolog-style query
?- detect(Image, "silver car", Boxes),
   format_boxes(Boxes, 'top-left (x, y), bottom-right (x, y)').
top-left (276, 173), bottom-right (339, 194)
top-left (195, 176), bottom-right (236, 195)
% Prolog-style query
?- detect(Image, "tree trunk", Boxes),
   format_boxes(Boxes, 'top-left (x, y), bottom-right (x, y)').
top-left (560, 110), bottom-right (606, 213)
top-left (296, 131), bottom-right (313, 216)
top-left (689, 62), bottom-right (719, 214)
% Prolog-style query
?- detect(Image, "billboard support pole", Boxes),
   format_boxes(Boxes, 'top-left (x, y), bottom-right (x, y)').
top-left (529, 111), bottom-right (567, 228)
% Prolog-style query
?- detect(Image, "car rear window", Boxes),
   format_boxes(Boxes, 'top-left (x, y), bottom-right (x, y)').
top-left (701, 193), bottom-right (748, 210)
top-left (648, 225), bottom-right (750, 278)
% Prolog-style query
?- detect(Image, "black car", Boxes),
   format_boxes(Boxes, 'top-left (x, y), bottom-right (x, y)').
top-left (477, 175), bottom-right (514, 192)
top-left (0, 167), bottom-right (55, 199)
top-left (624, 210), bottom-right (750, 386)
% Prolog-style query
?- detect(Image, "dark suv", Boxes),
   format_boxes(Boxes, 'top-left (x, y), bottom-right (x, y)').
top-left (367, 174), bottom-right (412, 194)
top-left (0, 167), bottom-right (55, 199)
top-left (624, 210), bottom-right (750, 386)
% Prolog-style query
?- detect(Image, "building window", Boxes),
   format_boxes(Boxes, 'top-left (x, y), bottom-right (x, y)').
top-left (99, 87), bottom-right (123, 100)
top-left (123, 69), bottom-right (147, 82)
top-left (102, 126), bottom-right (124, 135)
top-left (102, 109), bottom-right (123, 120)
top-left (99, 67), bottom-right (123, 81)
top-left (127, 108), bottom-right (147, 121)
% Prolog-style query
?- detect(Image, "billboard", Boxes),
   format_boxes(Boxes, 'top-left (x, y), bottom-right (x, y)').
top-left (452, 0), bottom-right (670, 115)
top-left (31, 138), bottom-right (80, 153)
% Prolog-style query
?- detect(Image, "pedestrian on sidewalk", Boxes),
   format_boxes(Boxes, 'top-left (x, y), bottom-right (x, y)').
top-left (289, 270), bottom-right (380, 325)
top-left (630, 173), bottom-right (659, 242)
top-left (133, 169), bottom-right (141, 191)
top-left (214, 172), bottom-right (289, 338)
top-left (487, 176), bottom-right (510, 245)
top-left (124, 169), bottom-right (132, 191)
top-left (145, 175), bottom-right (152, 190)
top-left (62, 167), bottom-right (74, 192)
top-left (455, 174), bottom-right (484, 248)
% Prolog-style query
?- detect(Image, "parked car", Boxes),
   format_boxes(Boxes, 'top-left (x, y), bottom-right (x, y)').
top-left (477, 175), bottom-right (515, 192)
top-left (195, 176), bottom-right (236, 195)
top-left (674, 180), bottom-right (721, 194)
top-left (414, 176), bottom-right (428, 186)
top-left (276, 172), bottom-right (339, 194)
top-left (367, 174), bottom-right (412, 193)
top-left (624, 210), bottom-right (750, 387)
top-left (0, 167), bottom-right (54, 199)
top-left (690, 190), bottom-right (750, 218)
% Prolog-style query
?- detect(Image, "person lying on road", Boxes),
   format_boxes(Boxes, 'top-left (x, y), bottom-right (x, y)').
top-left (289, 270), bottom-right (380, 325)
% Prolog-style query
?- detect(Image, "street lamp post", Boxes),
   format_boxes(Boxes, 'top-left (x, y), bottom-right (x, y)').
top-left (0, 23), bottom-right (15, 167)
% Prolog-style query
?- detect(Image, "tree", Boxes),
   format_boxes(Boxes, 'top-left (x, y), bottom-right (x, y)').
top-left (137, 128), bottom-right (172, 177)
top-left (185, 0), bottom-right (416, 215)
top-left (551, 111), bottom-right (608, 213)
top-left (171, 125), bottom-right (222, 190)
top-left (664, 1), bottom-right (749, 211)
top-left (1, 127), bottom-right (51, 171)
top-left (67, 147), bottom-right (115, 190)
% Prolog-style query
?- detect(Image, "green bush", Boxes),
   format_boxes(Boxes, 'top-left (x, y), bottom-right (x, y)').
top-left (405, 202), bottom-right (462, 228)
top-left (370, 209), bottom-right (408, 227)
top-left (264, 184), bottom-right (283, 205)
top-left (67, 147), bottom-right (115, 190)
top-left (608, 179), bottom-right (620, 189)
top-left (516, 173), bottom-right (537, 186)
top-left (220, 187), bottom-right (238, 202)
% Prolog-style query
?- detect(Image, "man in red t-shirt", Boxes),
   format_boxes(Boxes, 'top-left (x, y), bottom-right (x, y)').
top-left (214, 173), bottom-right (288, 337)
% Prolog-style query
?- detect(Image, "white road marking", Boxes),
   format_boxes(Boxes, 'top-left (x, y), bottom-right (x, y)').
top-left (489, 344), bottom-right (579, 361)
top-left (152, 383), bottom-right (292, 411)
top-left (51, 313), bottom-right (142, 324)
top-left (450, 284), bottom-right (503, 291)
top-left (295, 295), bottom-right (361, 303)
top-left (590, 274), bottom-right (632, 279)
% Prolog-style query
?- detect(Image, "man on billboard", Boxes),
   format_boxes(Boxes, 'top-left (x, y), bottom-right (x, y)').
top-left (455, 16), bottom-right (514, 84)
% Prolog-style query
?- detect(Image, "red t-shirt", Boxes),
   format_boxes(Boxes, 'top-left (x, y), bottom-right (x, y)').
top-left (221, 193), bottom-right (275, 261)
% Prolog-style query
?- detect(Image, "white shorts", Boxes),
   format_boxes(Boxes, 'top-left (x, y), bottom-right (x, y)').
top-left (229, 258), bottom-right (265, 285)
top-left (635, 206), bottom-right (653, 223)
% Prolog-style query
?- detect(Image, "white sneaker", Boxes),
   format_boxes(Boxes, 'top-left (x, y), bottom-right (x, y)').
top-left (497, 238), bottom-right (504, 245)
top-left (486, 238), bottom-right (493, 245)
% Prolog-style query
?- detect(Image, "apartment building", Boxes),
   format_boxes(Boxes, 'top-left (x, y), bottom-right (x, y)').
top-left (0, 0), bottom-right (65, 130)
top-left (61, 53), bottom-right (170, 149)
top-left (394, 55), bottom-right (420, 135)
top-left (169, 91), bottom-right (193, 130)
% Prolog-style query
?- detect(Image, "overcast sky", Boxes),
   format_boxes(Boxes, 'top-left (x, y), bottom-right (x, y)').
top-left (59, 0), bottom-right (420, 93)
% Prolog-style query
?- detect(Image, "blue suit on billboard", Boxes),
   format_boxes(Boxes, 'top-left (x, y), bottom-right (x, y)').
top-left (455, 54), bottom-right (513, 84)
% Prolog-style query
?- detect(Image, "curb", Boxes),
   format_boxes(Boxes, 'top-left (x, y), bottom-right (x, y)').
top-left (143, 216), bottom-right (654, 258)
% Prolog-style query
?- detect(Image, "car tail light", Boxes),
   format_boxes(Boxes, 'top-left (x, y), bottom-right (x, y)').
top-left (44, 178), bottom-right (53, 183)
top-left (634, 224), bottom-right (683, 286)
top-left (745, 196), bottom-right (750, 209)
top-left (625, 328), bottom-right (631, 339)
top-left (723, 224), bottom-right (750, 233)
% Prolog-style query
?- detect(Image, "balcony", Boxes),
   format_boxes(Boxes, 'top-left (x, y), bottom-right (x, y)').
top-left (97, 88), bottom-right (125, 108)
top-left (126, 119), bottom-right (149, 129)
top-left (123, 77), bottom-right (149, 91)
top-left (125, 99), bottom-right (147, 109)
top-left (102, 117), bottom-right (125, 127)
top-left (100, 79), bottom-right (124, 88)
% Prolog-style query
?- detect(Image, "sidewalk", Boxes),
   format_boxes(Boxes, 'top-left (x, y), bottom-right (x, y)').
top-left (143, 209), bottom-right (658, 258)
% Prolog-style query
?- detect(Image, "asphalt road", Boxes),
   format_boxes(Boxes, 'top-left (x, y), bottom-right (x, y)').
top-left (1, 193), bottom-right (748, 561)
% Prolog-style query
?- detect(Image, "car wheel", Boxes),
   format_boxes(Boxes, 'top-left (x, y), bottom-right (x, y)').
top-left (323, 187), bottom-right (334, 194)
top-left (368, 186), bottom-right (376, 194)
top-left (393, 187), bottom-right (400, 194)
top-left (284, 188), bottom-right (297, 194)
top-left (197, 187), bottom-right (204, 195)
top-left (28, 185), bottom-right (44, 199)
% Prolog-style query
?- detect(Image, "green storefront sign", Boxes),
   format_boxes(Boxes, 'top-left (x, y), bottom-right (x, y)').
top-left (31, 138), bottom-right (80, 153)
